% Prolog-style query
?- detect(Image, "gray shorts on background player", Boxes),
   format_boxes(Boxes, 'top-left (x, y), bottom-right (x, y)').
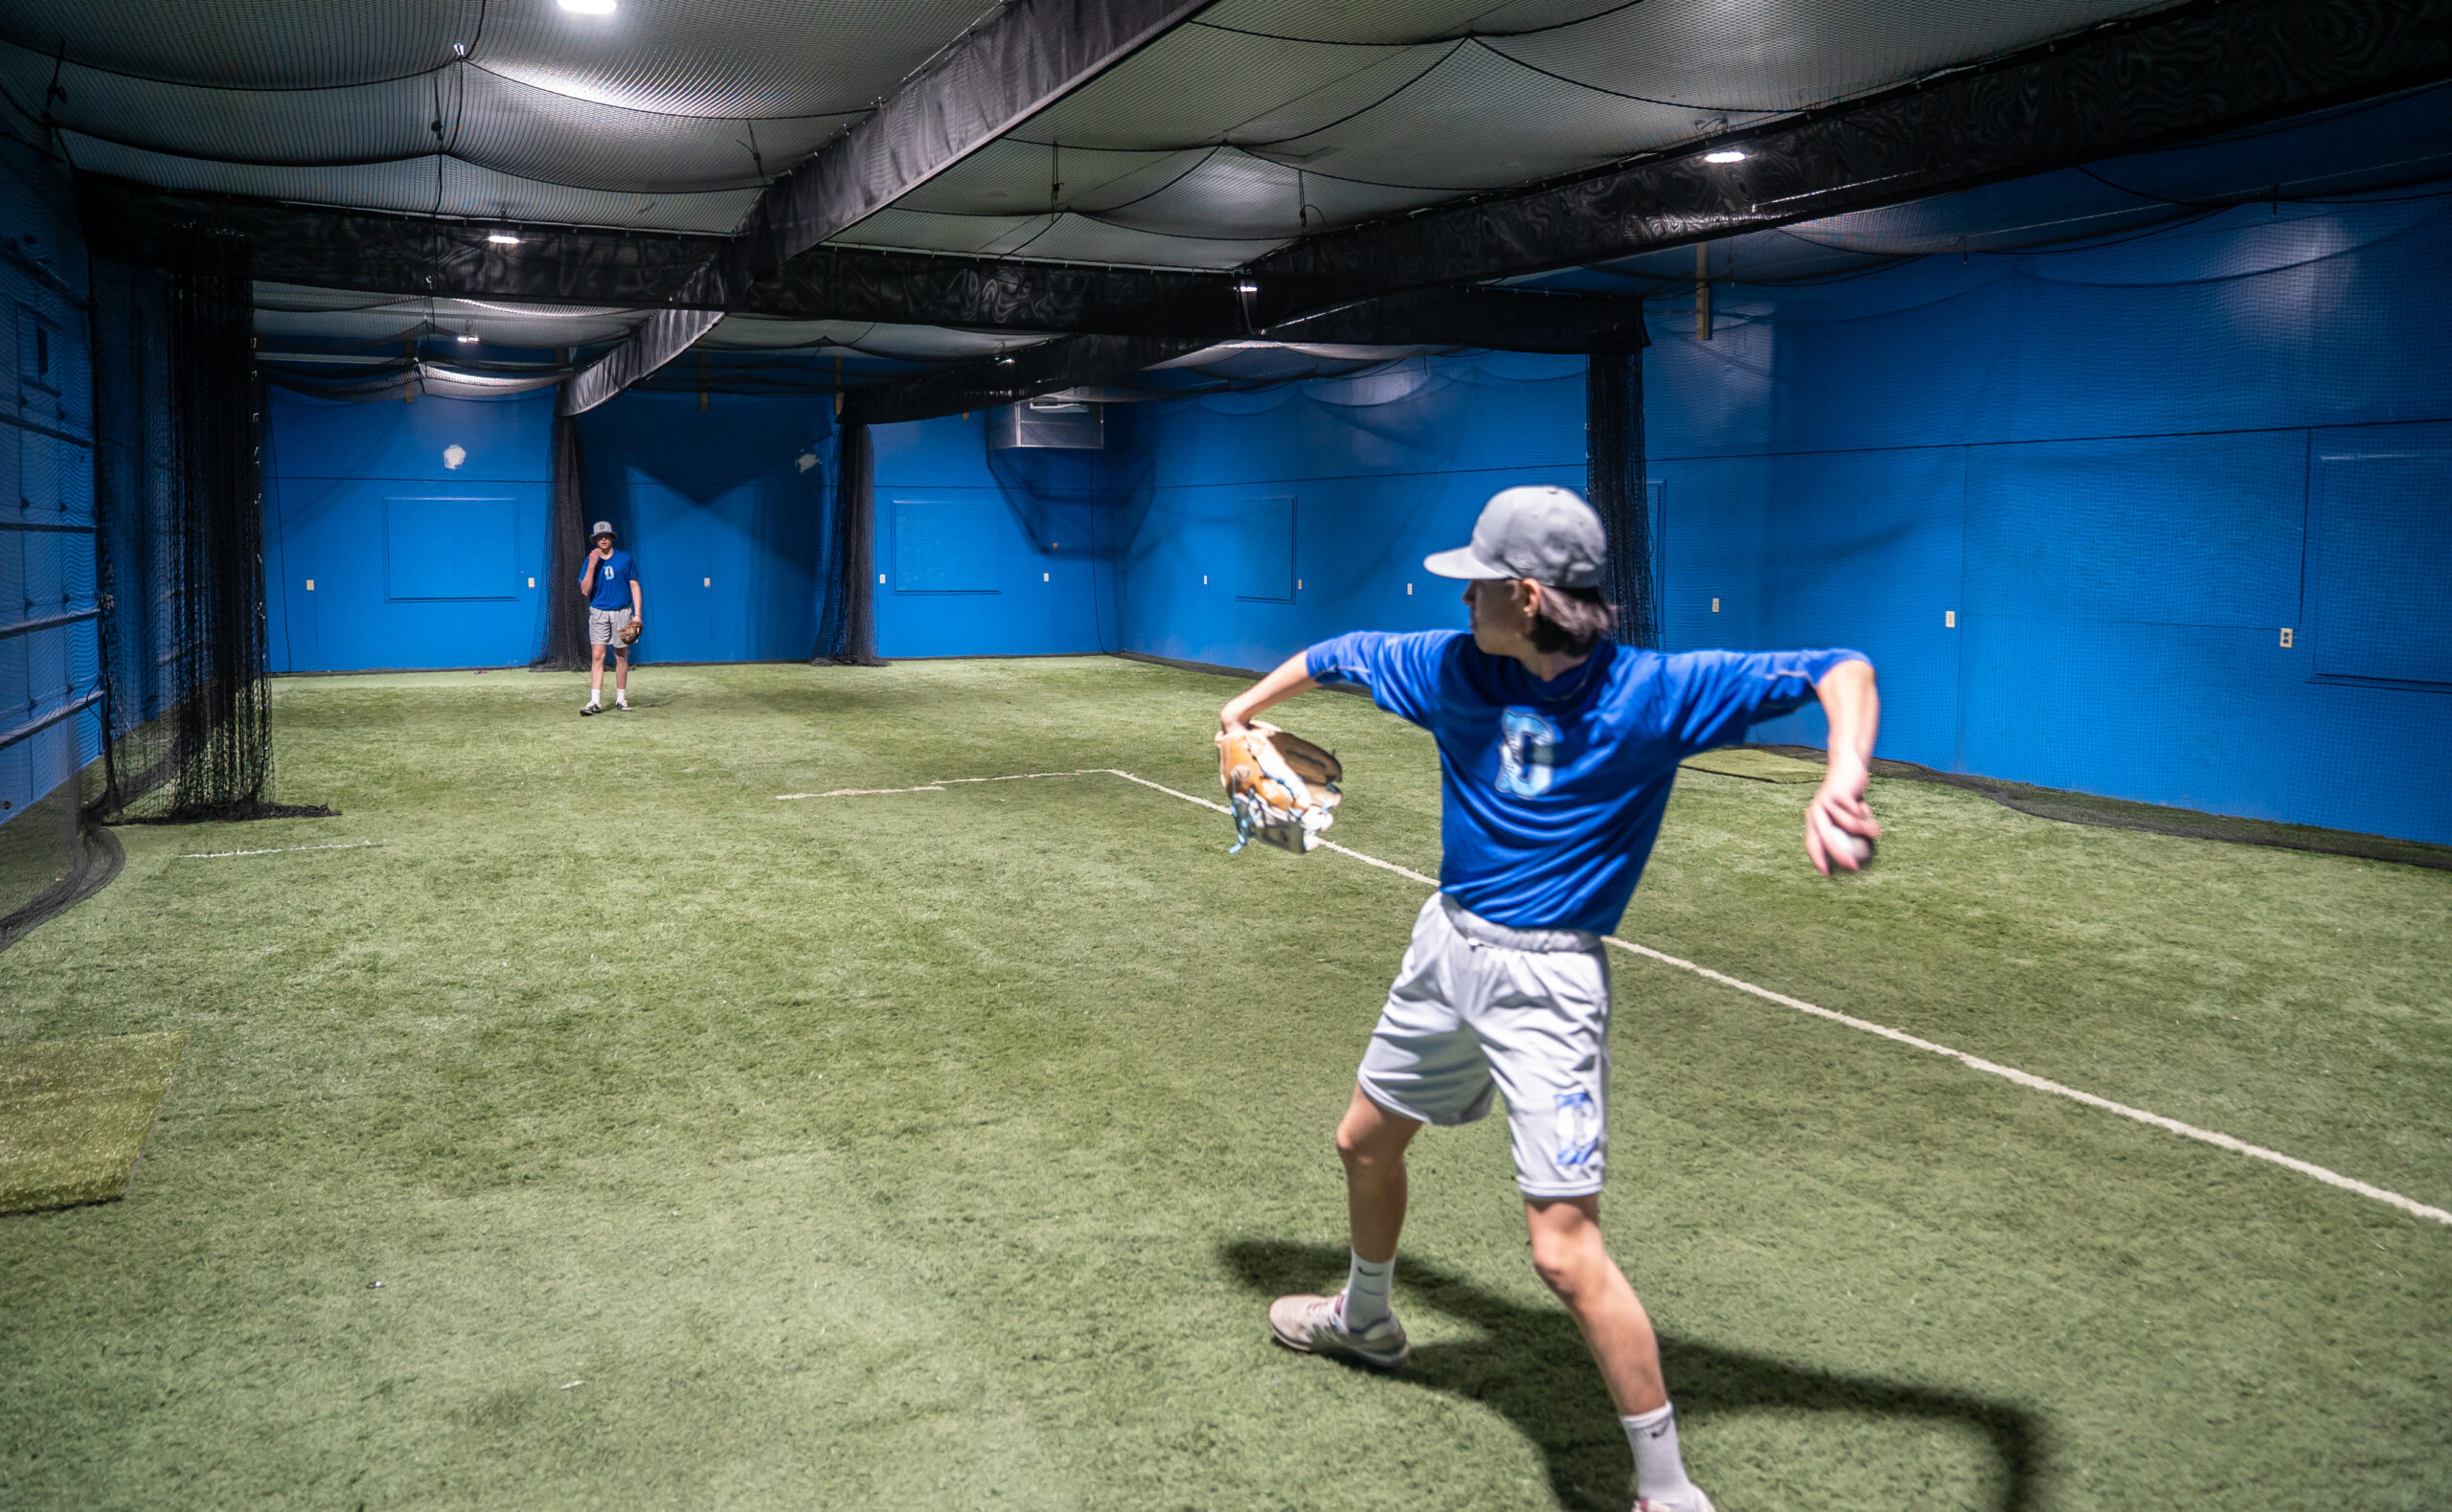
top-left (587, 606), bottom-right (634, 646)
top-left (1358, 892), bottom-right (1612, 1198)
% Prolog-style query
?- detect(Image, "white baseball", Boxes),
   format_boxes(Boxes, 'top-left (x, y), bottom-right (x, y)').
top-left (1817, 808), bottom-right (1875, 869)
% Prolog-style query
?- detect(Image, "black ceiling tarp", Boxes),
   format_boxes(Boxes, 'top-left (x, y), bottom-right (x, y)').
top-left (1244, 0), bottom-right (2452, 317)
top-left (565, 0), bottom-right (1222, 413)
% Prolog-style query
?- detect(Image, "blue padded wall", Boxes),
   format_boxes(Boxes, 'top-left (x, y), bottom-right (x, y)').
top-left (1646, 197), bottom-right (2452, 842)
top-left (1116, 353), bottom-right (1588, 673)
top-left (0, 131), bottom-right (101, 827)
top-left (265, 388), bottom-right (552, 671)
top-left (576, 392), bottom-right (829, 664)
top-left (870, 411), bottom-right (1126, 660)
top-left (264, 388), bottom-right (833, 669)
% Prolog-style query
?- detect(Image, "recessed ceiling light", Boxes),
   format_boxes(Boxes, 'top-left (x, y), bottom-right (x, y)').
top-left (558, 0), bottom-right (616, 13)
top-left (487, 232), bottom-right (521, 246)
top-left (1704, 149), bottom-right (1747, 165)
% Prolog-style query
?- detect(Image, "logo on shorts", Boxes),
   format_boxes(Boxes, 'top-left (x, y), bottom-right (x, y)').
top-left (1554, 1090), bottom-right (1601, 1169)
top-left (1498, 709), bottom-right (1559, 798)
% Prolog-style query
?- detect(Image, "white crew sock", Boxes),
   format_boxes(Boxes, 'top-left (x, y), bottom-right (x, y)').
top-left (584, 692), bottom-right (600, 709)
top-left (1338, 1251), bottom-right (1396, 1330)
top-left (1624, 1404), bottom-right (1696, 1504)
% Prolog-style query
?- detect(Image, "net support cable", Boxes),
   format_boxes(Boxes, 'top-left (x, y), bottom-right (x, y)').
top-left (561, 0), bottom-right (1224, 416)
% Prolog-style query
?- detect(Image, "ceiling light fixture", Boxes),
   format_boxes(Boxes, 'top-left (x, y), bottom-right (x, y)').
top-left (1704, 148), bottom-right (1747, 165)
top-left (487, 232), bottom-right (521, 246)
top-left (1235, 281), bottom-right (1259, 294)
top-left (457, 329), bottom-right (480, 345)
top-left (557, 0), bottom-right (616, 13)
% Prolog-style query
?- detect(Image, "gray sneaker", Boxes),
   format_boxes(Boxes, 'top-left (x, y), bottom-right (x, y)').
top-left (1267, 1292), bottom-right (1409, 1369)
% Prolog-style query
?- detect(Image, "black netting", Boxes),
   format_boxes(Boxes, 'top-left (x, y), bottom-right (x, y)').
top-left (86, 237), bottom-right (328, 823)
top-left (533, 406), bottom-right (589, 671)
top-left (0, 779), bottom-right (123, 955)
top-left (812, 420), bottom-right (881, 666)
top-left (1585, 349), bottom-right (1657, 647)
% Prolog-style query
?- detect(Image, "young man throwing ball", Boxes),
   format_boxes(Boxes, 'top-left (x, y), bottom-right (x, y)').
top-left (1219, 485), bottom-right (1881, 1512)
top-left (579, 520), bottom-right (643, 715)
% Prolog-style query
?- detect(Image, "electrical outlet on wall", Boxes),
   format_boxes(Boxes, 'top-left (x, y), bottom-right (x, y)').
top-left (2280, 627), bottom-right (2294, 648)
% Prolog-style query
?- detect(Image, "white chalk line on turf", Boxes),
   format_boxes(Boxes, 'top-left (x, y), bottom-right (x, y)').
top-left (783, 768), bottom-right (2452, 1228)
top-left (177, 840), bottom-right (382, 860)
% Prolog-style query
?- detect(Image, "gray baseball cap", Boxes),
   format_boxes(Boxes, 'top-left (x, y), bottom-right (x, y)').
top-left (1424, 485), bottom-right (1604, 588)
top-left (590, 520), bottom-right (616, 538)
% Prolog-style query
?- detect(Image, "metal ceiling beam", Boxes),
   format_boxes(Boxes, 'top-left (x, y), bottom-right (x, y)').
top-left (562, 0), bottom-right (1221, 415)
top-left (1244, 0), bottom-right (2452, 321)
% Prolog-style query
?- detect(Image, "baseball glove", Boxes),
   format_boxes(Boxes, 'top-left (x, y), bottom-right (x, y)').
top-left (1217, 722), bottom-right (1342, 855)
top-left (618, 618), bottom-right (642, 646)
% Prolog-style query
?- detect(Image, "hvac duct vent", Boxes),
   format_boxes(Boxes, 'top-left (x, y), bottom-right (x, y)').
top-left (990, 397), bottom-right (1102, 450)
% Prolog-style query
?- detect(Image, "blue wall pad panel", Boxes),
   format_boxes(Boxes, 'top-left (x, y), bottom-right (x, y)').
top-left (870, 413), bottom-right (1123, 660)
top-left (1230, 496), bottom-right (1295, 603)
top-left (575, 391), bottom-right (829, 666)
top-left (2307, 423), bottom-right (2452, 688)
top-left (893, 498), bottom-right (1001, 593)
top-left (264, 388), bottom-right (553, 671)
top-left (0, 128), bottom-right (102, 836)
top-left (1642, 193), bottom-right (2452, 842)
top-left (1119, 354), bottom-right (1587, 674)
top-left (384, 497), bottom-right (518, 600)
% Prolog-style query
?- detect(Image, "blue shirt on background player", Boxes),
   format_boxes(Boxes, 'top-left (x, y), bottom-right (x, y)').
top-left (587, 543), bottom-right (638, 610)
top-left (1305, 630), bottom-right (1865, 934)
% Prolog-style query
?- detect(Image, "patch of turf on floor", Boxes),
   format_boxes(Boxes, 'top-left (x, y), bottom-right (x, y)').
top-left (0, 660), bottom-right (2445, 1510)
top-left (0, 1032), bottom-right (186, 1213)
top-left (1680, 747), bottom-right (1824, 783)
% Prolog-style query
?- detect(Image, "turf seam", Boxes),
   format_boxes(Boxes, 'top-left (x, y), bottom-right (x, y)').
top-left (782, 766), bottom-right (2452, 1230)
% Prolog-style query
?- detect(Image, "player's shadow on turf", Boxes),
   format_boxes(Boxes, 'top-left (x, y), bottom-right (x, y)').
top-left (1223, 1240), bottom-right (2041, 1512)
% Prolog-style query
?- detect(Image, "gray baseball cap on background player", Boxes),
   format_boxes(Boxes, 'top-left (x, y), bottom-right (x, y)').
top-left (1422, 485), bottom-right (1604, 588)
top-left (591, 520), bottom-right (616, 540)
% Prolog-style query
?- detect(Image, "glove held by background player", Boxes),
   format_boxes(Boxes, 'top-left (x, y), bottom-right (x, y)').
top-left (1217, 724), bottom-right (1342, 855)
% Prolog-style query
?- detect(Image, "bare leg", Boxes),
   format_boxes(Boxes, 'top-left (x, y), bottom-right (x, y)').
top-left (1525, 1195), bottom-right (1669, 1415)
top-left (613, 648), bottom-right (629, 696)
top-left (589, 642), bottom-right (606, 695)
top-left (1336, 1085), bottom-right (1419, 1263)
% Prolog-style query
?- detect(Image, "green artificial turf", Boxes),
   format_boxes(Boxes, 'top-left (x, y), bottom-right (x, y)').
top-left (0, 1032), bottom-right (186, 1213)
top-left (1, 659), bottom-right (2446, 1510)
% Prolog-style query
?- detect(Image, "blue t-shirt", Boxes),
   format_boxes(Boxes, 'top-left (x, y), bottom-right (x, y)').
top-left (586, 548), bottom-right (637, 611)
top-left (1306, 631), bottom-right (1869, 935)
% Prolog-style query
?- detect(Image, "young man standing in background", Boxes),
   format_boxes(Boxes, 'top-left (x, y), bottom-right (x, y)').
top-left (581, 520), bottom-right (643, 715)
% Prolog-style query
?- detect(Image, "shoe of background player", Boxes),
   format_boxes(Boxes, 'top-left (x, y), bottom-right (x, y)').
top-left (1267, 1292), bottom-right (1409, 1369)
top-left (1633, 1489), bottom-right (1716, 1512)
top-left (614, 696), bottom-right (630, 711)
top-left (580, 700), bottom-right (601, 716)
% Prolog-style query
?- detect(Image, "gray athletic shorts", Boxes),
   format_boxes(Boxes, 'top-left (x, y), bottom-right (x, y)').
top-left (1357, 892), bottom-right (1613, 1199)
top-left (587, 606), bottom-right (634, 647)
